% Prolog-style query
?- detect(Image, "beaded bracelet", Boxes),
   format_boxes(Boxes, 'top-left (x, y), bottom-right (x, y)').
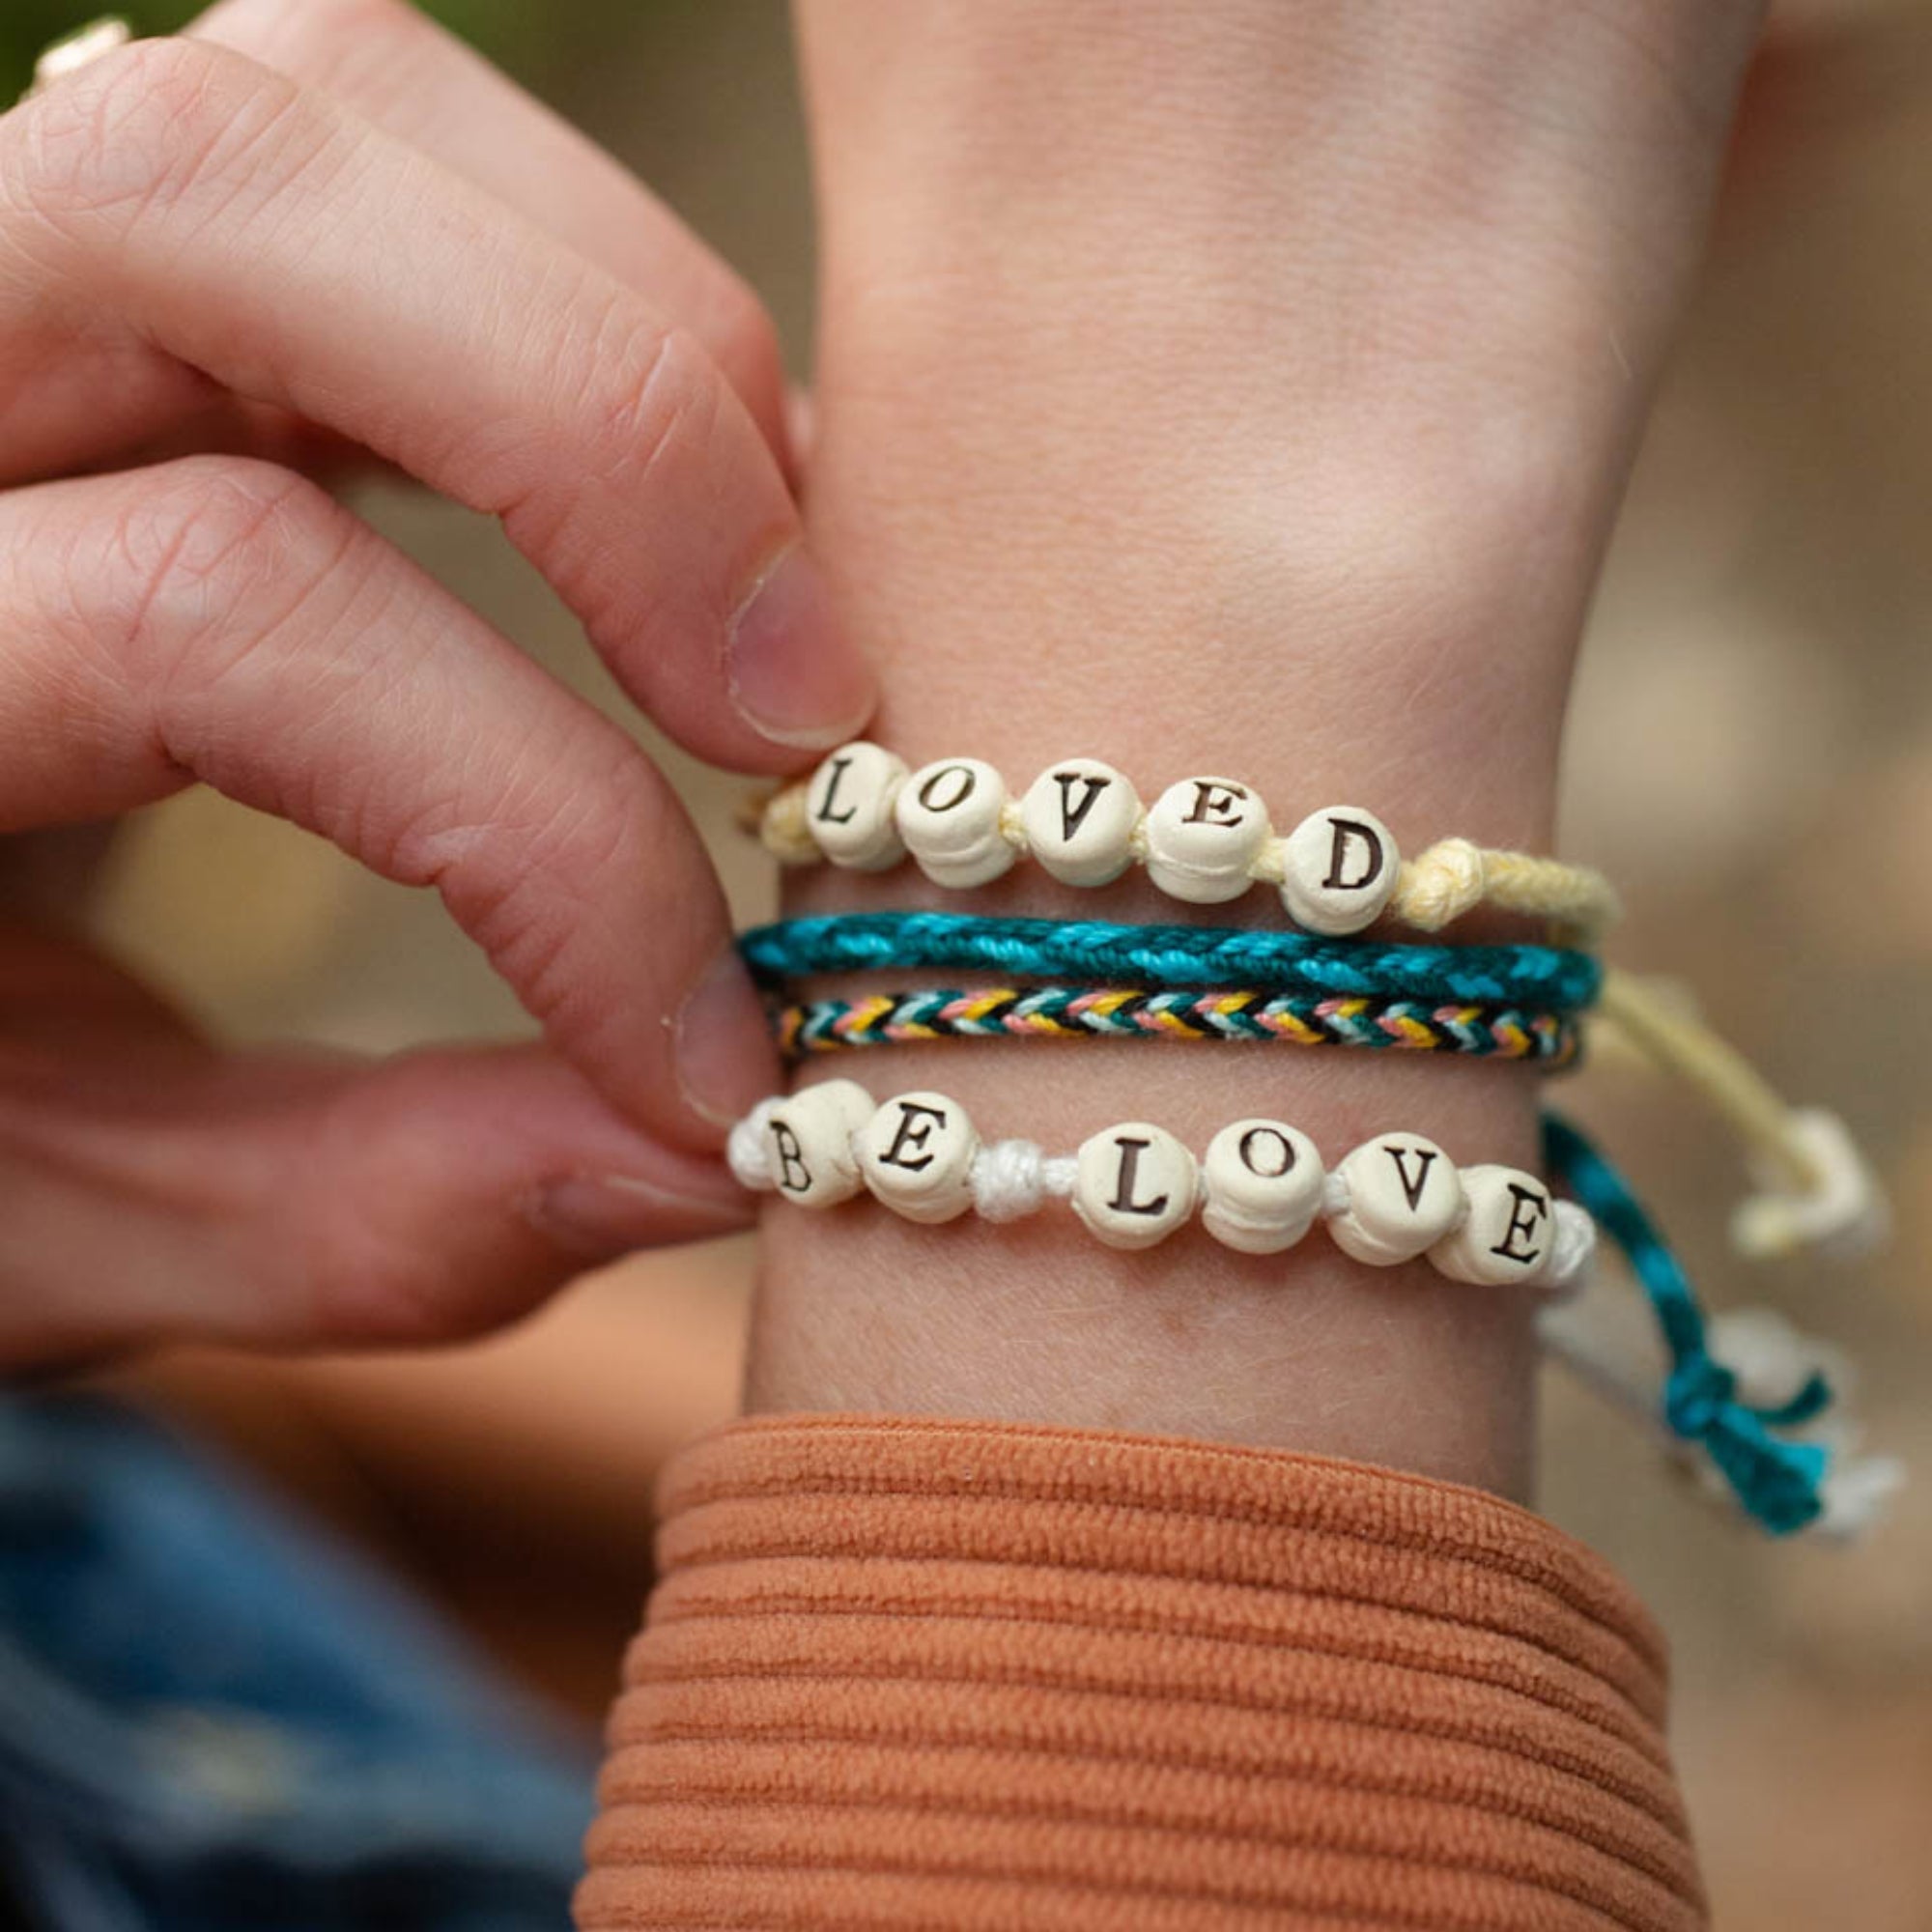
top-left (776, 985), bottom-right (1581, 1065)
top-left (753, 743), bottom-right (1620, 941)
top-left (728, 1079), bottom-right (1593, 1291)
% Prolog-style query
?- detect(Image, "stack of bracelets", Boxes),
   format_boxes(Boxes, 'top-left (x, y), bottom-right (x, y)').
top-left (730, 742), bottom-right (1901, 1538)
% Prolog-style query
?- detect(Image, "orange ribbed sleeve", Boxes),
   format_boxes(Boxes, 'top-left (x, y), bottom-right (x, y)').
top-left (577, 1414), bottom-right (1702, 1932)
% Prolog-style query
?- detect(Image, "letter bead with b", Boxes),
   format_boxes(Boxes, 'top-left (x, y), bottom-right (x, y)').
top-left (760, 1079), bottom-right (878, 1208)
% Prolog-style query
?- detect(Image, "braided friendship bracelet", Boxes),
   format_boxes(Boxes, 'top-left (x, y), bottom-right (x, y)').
top-left (752, 742), bottom-right (1620, 942)
top-left (740, 912), bottom-right (1603, 1011)
top-left (728, 1079), bottom-right (1592, 1290)
top-left (775, 984), bottom-right (1581, 1065)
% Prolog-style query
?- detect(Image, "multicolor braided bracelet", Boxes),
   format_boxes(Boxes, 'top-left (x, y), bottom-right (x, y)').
top-left (775, 984), bottom-right (1580, 1065)
top-left (752, 742), bottom-right (1620, 941)
top-left (728, 1077), bottom-right (1593, 1290)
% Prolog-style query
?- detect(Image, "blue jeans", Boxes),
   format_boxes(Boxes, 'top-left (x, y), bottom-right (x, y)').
top-left (0, 1393), bottom-right (593, 1929)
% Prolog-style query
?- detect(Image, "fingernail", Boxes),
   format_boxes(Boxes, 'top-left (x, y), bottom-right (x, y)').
top-left (527, 1172), bottom-right (751, 1262)
top-left (675, 949), bottom-right (780, 1130)
top-left (727, 546), bottom-right (877, 750)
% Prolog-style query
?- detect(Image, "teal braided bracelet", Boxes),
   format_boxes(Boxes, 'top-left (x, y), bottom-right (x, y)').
top-left (775, 984), bottom-right (1580, 1066)
top-left (738, 911), bottom-right (1602, 1010)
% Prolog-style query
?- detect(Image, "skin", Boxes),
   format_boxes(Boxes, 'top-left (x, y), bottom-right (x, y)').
top-left (0, 0), bottom-right (1763, 1502)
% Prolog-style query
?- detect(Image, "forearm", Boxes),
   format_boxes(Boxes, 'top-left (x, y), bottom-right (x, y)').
top-left (747, 1), bottom-right (1762, 1495)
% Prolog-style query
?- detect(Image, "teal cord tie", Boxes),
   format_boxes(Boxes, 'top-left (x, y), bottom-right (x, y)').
top-left (1543, 1112), bottom-right (1836, 1536)
top-left (741, 912), bottom-right (1602, 1010)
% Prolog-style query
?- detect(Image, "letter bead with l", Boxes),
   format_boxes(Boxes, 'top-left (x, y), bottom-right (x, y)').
top-left (1072, 1122), bottom-right (1199, 1249)
top-left (808, 742), bottom-right (909, 870)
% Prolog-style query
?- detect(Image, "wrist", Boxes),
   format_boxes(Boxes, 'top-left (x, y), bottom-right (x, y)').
top-left (746, 0), bottom-right (1761, 1493)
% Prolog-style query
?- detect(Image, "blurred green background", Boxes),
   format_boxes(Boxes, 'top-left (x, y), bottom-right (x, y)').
top-left (1, 1), bottom-right (539, 98)
top-left (10, 3), bottom-right (1932, 1927)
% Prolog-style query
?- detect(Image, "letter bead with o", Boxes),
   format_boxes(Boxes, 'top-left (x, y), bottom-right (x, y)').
top-left (1201, 1119), bottom-right (1327, 1254)
top-left (896, 756), bottom-right (1016, 889)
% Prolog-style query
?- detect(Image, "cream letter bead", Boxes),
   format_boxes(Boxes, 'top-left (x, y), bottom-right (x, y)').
top-left (896, 757), bottom-right (1016, 889)
top-left (1328, 1134), bottom-right (1464, 1265)
top-left (1072, 1122), bottom-right (1198, 1250)
top-left (1429, 1165), bottom-right (1557, 1286)
top-left (1201, 1119), bottom-right (1325, 1255)
top-left (1019, 758), bottom-right (1141, 888)
top-left (1142, 776), bottom-right (1270, 903)
top-left (806, 742), bottom-right (907, 870)
top-left (760, 1079), bottom-right (875, 1208)
top-left (857, 1091), bottom-right (980, 1223)
top-left (1277, 807), bottom-right (1401, 936)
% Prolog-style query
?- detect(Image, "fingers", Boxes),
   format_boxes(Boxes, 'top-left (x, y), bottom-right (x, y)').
top-left (0, 39), bottom-right (874, 767)
top-left (0, 456), bottom-right (779, 1144)
top-left (186, 0), bottom-right (791, 459)
top-left (0, 1019), bottom-right (753, 1368)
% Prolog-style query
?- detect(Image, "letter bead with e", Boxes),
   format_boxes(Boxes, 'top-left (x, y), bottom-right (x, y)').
top-left (1428, 1165), bottom-right (1554, 1285)
top-left (1143, 776), bottom-right (1271, 903)
top-left (858, 1091), bottom-right (981, 1223)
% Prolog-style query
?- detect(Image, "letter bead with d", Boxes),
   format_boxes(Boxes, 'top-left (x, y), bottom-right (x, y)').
top-left (1277, 806), bottom-right (1400, 935)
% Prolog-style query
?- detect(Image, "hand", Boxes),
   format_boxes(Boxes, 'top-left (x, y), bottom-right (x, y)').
top-left (0, 0), bottom-right (875, 1368)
